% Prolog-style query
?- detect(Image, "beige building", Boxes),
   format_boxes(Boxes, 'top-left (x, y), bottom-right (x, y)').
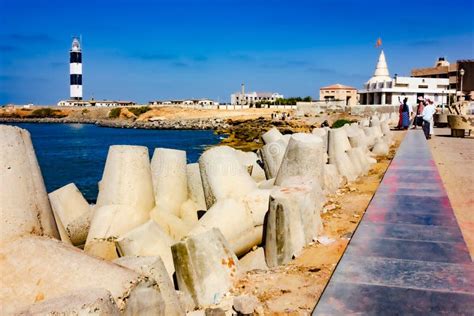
top-left (411, 58), bottom-right (474, 101)
top-left (319, 84), bottom-right (358, 106)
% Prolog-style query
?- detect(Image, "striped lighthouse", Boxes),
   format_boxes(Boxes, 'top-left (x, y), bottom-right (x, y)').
top-left (70, 37), bottom-right (82, 100)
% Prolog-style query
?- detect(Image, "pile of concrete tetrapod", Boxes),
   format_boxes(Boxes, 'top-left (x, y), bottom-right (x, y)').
top-left (0, 112), bottom-right (398, 315)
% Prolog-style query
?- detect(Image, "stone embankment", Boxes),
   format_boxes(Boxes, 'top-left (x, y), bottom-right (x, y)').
top-left (0, 111), bottom-right (399, 315)
top-left (0, 117), bottom-right (229, 130)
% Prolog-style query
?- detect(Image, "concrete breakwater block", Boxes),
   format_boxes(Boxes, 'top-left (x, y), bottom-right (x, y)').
top-left (172, 228), bottom-right (239, 308)
top-left (151, 148), bottom-right (188, 216)
top-left (259, 139), bottom-right (287, 179)
top-left (347, 148), bottom-right (363, 176)
top-left (96, 145), bottom-right (155, 214)
top-left (347, 128), bottom-right (369, 150)
top-left (199, 146), bottom-right (256, 209)
top-left (323, 164), bottom-right (343, 194)
top-left (239, 247), bottom-right (268, 273)
top-left (333, 151), bottom-right (358, 182)
top-left (48, 183), bottom-right (92, 246)
top-left (13, 288), bottom-right (120, 316)
top-left (235, 150), bottom-right (266, 183)
top-left (372, 139), bottom-right (390, 156)
top-left (116, 220), bottom-right (175, 279)
top-left (188, 196), bottom-right (266, 256)
top-left (0, 125), bottom-right (59, 243)
top-left (275, 133), bottom-right (325, 187)
top-left (265, 179), bottom-right (323, 267)
top-left (114, 256), bottom-right (184, 316)
top-left (261, 127), bottom-right (284, 144)
top-left (0, 236), bottom-right (163, 314)
top-left (150, 207), bottom-right (191, 241)
top-left (186, 163), bottom-right (207, 211)
top-left (85, 204), bottom-right (149, 260)
top-left (328, 128), bottom-right (352, 164)
top-left (312, 127), bottom-right (329, 154)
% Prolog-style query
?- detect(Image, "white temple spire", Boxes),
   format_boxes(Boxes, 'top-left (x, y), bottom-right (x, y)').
top-left (368, 50), bottom-right (391, 83)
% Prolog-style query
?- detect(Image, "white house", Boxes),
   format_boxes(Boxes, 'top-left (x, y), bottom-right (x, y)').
top-left (358, 50), bottom-right (455, 106)
top-left (57, 99), bottom-right (135, 107)
top-left (231, 84), bottom-right (283, 105)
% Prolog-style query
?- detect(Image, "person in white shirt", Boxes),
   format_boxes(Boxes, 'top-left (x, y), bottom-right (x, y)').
top-left (422, 99), bottom-right (436, 139)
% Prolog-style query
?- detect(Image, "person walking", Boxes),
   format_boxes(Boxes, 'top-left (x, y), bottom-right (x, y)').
top-left (411, 98), bottom-right (425, 130)
top-left (399, 97), bottom-right (410, 129)
top-left (422, 99), bottom-right (436, 139)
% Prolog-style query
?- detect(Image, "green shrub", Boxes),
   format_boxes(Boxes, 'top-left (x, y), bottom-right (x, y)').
top-left (30, 108), bottom-right (66, 118)
top-left (108, 108), bottom-right (122, 118)
top-left (81, 108), bottom-right (89, 114)
top-left (331, 119), bottom-right (355, 129)
top-left (128, 106), bottom-right (151, 117)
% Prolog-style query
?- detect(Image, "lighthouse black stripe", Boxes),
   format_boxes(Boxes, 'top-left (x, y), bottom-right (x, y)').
top-left (70, 74), bottom-right (82, 85)
top-left (70, 52), bottom-right (82, 63)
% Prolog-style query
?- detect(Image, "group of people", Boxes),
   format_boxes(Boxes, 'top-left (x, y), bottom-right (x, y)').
top-left (398, 97), bottom-right (437, 139)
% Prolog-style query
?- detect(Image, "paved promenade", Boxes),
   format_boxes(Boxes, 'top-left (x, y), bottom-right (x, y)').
top-left (313, 130), bottom-right (474, 315)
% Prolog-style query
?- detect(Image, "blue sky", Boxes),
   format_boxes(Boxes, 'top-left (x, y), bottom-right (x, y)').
top-left (0, 0), bottom-right (473, 104)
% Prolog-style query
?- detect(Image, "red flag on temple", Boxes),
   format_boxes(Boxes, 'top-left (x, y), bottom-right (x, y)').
top-left (375, 38), bottom-right (382, 48)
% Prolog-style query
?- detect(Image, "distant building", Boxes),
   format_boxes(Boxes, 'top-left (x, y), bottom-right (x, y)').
top-left (230, 84), bottom-right (283, 106)
top-left (148, 99), bottom-right (220, 108)
top-left (57, 99), bottom-right (135, 107)
top-left (319, 84), bottom-right (358, 106)
top-left (358, 50), bottom-right (455, 106)
top-left (411, 58), bottom-right (474, 101)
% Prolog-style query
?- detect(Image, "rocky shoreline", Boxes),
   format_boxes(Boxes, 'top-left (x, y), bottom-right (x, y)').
top-left (0, 117), bottom-right (230, 130)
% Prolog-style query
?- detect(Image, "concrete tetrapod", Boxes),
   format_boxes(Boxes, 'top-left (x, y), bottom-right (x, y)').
top-left (327, 128), bottom-right (352, 164)
top-left (261, 126), bottom-right (284, 144)
top-left (172, 228), bottom-right (239, 308)
top-left (150, 207), bottom-right (191, 241)
top-left (188, 192), bottom-right (269, 256)
top-left (0, 125), bottom-right (59, 243)
top-left (235, 150), bottom-right (266, 183)
top-left (362, 127), bottom-right (378, 148)
top-left (186, 163), bottom-right (207, 211)
top-left (179, 199), bottom-right (200, 228)
top-left (323, 164), bottom-right (343, 194)
top-left (275, 133), bottom-right (325, 188)
top-left (48, 183), bottom-right (92, 246)
top-left (151, 148), bottom-right (188, 216)
top-left (114, 256), bottom-right (185, 316)
top-left (347, 127), bottom-right (369, 150)
top-left (259, 139), bottom-right (287, 179)
top-left (347, 148), bottom-right (363, 177)
top-left (239, 247), bottom-right (268, 273)
top-left (96, 145), bottom-right (155, 213)
top-left (13, 288), bottom-right (120, 316)
top-left (116, 220), bottom-right (175, 279)
top-left (265, 178), bottom-right (324, 268)
top-left (372, 139), bottom-right (390, 156)
top-left (85, 204), bottom-right (149, 260)
top-left (198, 146), bottom-right (256, 209)
top-left (0, 236), bottom-right (163, 315)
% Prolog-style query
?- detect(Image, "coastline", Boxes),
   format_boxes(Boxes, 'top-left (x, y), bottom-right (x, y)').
top-left (0, 117), bottom-right (229, 130)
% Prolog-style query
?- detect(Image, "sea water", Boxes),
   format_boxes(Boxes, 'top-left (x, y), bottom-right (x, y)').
top-left (4, 123), bottom-right (221, 202)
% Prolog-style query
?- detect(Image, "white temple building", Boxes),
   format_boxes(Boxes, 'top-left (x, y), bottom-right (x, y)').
top-left (358, 50), bottom-right (455, 106)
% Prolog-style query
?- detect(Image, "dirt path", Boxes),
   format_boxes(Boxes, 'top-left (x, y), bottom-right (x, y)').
top-left (231, 131), bottom-right (406, 315)
top-left (428, 127), bottom-right (474, 260)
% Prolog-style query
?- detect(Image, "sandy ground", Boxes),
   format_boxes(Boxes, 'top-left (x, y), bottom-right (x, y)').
top-left (231, 131), bottom-right (405, 315)
top-left (428, 127), bottom-right (474, 260)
